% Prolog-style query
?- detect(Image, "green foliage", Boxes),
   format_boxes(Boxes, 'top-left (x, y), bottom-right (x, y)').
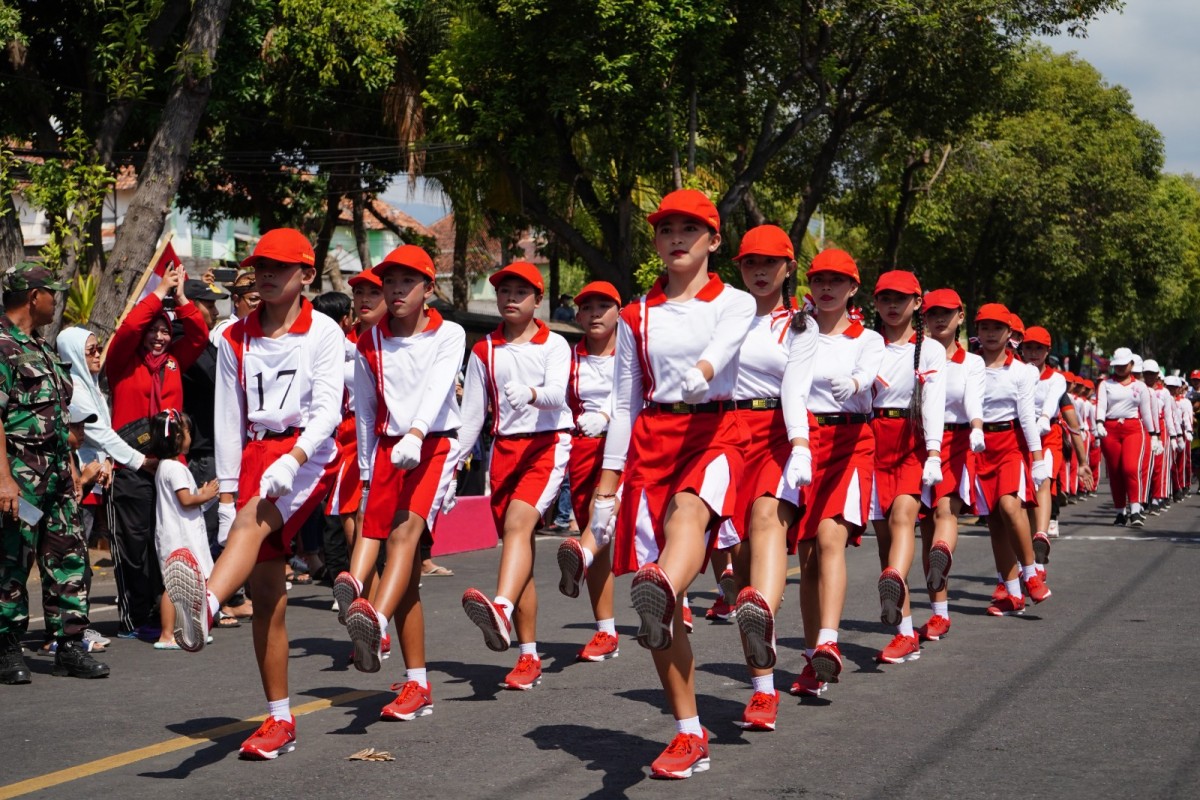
top-left (22, 129), bottom-right (114, 270)
top-left (63, 271), bottom-right (99, 326)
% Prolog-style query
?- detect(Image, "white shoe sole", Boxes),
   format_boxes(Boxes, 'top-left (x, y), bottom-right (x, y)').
top-left (631, 570), bottom-right (675, 651)
top-left (332, 574), bottom-right (359, 626)
top-left (163, 555), bottom-right (207, 653)
top-left (557, 540), bottom-right (584, 599)
top-left (345, 606), bottom-right (382, 674)
top-left (735, 593), bottom-right (776, 670)
top-left (462, 590), bottom-right (511, 652)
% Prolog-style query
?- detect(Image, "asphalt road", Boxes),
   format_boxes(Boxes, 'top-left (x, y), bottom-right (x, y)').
top-left (3, 491), bottom-right (1198, 800)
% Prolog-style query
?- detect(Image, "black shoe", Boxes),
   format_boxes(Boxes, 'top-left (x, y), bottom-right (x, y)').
top-left (52, 640), bottom-right (110, 679)
top-left (1113, 512), bottom-right (1127, 526)
top-left (1129, 510), bottom-right (1147, 528)
top-left (0, 635), bottom-right (31, 685)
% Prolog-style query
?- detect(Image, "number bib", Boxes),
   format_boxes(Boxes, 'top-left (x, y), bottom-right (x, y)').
top-left (243, 340), bottom-right (304, 430)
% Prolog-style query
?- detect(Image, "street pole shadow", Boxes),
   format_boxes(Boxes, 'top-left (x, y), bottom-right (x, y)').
top-left (137, 718), bottom-right (246, 779)
top-left (286, 636), bottom-right (350, 672)
top-left (523, 723), bottom-right (661, 796)
top-left (426, 658), bottom-right (504, 701)
top-left (614, 688), bottom-right (752, 745)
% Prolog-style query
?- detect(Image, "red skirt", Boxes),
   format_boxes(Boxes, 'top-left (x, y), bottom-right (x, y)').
top-left (869, 415), bottom-right (923, 519)
top-left (361, 434), bottom-right (458, 540)
top-left (612, 408), bottom-right (747, 576)
top-left (568, 434), bottom-right (607, 530)
top-left (488, 431), bottom-right (571, 533)
top-left (931, 426), bottom-right (975, 509)
top-left (722, 407), bottom-right (804, 545)
top-left (796, 421), bottom-right (874, 549)
top-left (973, 426), bottom-right (1034, 515)
top-left (325, 418), bottom-right (363, 516)
top-left (236, 434), bottom-right (337, 563)
top-left (1027, 422), bottom-right (1064, 495)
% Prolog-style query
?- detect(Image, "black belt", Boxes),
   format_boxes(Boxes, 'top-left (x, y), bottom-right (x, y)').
top-left (429, 430), bottom-right (458, 439)
top-left (814, 413), bottom-right (871, 426)
top-left (873, 407), bottom-right (910, 419)
top-left (944, 422), bottom-right (972, 431)
top-left (252, 426), bottom-right (303, 441)
top-left (983, 421), bottom-right (1014, 433)
top-left (731, 397), bottom-right (781, 411)
top-left (572, 430), bottom-right (607, 438)
top-left (648, 401), bottom-right (729, 414)
top-left (498, 428), bottom-right (570, 440)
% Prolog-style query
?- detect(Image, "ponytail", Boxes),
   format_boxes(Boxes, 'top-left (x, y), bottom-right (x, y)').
top-left (908, 307), bottom-right (926, 445)
top-left (787, 270), bottom-right (816, 334)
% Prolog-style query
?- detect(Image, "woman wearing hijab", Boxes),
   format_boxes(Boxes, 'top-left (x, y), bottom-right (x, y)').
top-left (104, 265), bottom-right (208, 637)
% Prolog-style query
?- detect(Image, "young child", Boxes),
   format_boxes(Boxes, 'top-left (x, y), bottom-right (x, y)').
top-left (163, 227), bottom-right (345, 760)
top-left (458, 261), bottom-right (573, 691)
top-left (150, 411), bottom-right (218, 650)
top-left (335, 245), bottom-right (465, 723)
top-left (555, 281), bottom-right (622, 662)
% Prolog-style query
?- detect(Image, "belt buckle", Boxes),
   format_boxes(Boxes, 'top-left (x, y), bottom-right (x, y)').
top-left (668, 402), bottom-right (690, 413)
top-left (750, 398), bottom-right (769, 411)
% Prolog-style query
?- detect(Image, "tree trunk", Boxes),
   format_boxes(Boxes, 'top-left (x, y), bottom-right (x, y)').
top-left (548, 238), bottom-right (561, 312)
top-left (452, 206), bottom-right (470, 310)
top-left (351, 190), bottom-right (372, 272)
top-left (0, 194), bottom-right (23, 273)
top-left (88, 0), bottom-right (234, 341)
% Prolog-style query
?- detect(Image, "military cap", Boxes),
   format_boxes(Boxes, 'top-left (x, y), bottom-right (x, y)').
top-left (4, 262), bottom-right (67, 291)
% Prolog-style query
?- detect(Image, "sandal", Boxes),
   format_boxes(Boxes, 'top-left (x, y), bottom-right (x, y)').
top-left (421, 565), bottom-right (454, 577)
top-left (215, 612), bottom-right (241, 628)
top-left (291, 572), bottom-right (313, 585)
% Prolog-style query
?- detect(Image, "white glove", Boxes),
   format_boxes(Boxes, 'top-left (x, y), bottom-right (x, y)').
top-left (577, 411), bottom-right (608, 438)
top-left (1174, 437), bottom-right (1186, 453)
top-left (1187, 431), bottom-right (1194, 442)
top-left (680, 368), bottom-right (709, 404)
top-left (259, 454), bottom-right (300, 498)
top-left (969, 428), bottom-right (986, 453)
top-left (217, 501), bottom-right (236, 546)
top-left (590, 496), bottom-right (617, 548)
top-left (1095, 423), bottom-right (1107, 439)
top-left (829, 376), bottom-right (857, 403)
top-left (441, 478), bottom-right (458, 513)
top-left (1037, 415), bottom-right (1052, 435)
top-left (922, 456), bottom-right (943, 487)
top-left (504, 381), bottom-right (534, 408)
top-left (390, 433), bottom-right (424, 470)
top-left (1031, 459), bottom-right (1051, 489)
top-left (783, 445), bottom-right (812, 489)
top-left (1151, 436), bottom-right (1164, 456)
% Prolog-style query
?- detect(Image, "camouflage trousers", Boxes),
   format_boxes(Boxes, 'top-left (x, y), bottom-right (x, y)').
top-left (0, 471), bottom-right (90, 638)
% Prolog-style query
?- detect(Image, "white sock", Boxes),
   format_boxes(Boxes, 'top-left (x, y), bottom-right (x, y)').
top-left (582, 548), bottom-right (595, 569)
top-left (898, 616), bottom-right (914, 638)
top-left (804, 648), bottom-right (815, 659)
top-left (519, 642), bottom-right (539, 658)
top-left (207, 591), bottom-right (220, 619)
top-left (676, 716), bottom-right (703, 736)
top-left (1020, 563), bottom-right (1038, 581)
top-left (996, 572), bottom-right (1004, 584)
top-left (596, 618), bottom-right (616, 636)
top-left (931, 601), bottom-right (949, 618)
top-left (751, 674), bottom-right (775, 695)
top-left (494, 596), bottom-right (514, 622)
top-left (682, 595), bottom-right (690, 609)
top-left (407, 668), bottom-right (428, 688)
top-left (267, 697), bottom-right (290, 722)
top-left (817, 628), bottom-right (838, 646)
top-left (348, 573), bottom-right (363, 593)
top-left (1005, 578), bottom-right (1023, 599)
top-left (376, 610), bottom-right (388, 631)
top-left (1131, 502), bottom-right (1143, 514)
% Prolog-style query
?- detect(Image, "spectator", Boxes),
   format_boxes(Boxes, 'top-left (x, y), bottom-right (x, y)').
top-left (552, 293), bottom-right (575, 323)
top-left (210, 270), bottom-right (259, 344)
top-left (105, 264), bottom-right (208, 638)
top-left (0, 263), bottom-right (108, 683)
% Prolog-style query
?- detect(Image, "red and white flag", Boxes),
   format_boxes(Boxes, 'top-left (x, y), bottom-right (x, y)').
top-left (137, 241), bottom-right (183, 304)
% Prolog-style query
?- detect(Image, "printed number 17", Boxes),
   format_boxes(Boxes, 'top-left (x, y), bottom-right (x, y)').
top-left (253, 369), bottom-right (298, 411)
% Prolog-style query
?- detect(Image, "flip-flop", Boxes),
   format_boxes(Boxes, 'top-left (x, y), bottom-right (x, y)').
top-left (421, 565), bottom-right (454, 577)
top-left (153, 641), bottom-right (182, 650)
top-left (215, 613), bottom-right (241, 628)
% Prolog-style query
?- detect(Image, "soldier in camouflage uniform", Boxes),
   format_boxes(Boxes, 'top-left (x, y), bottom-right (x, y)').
top-left (0, 263), bottom-right (109, 684)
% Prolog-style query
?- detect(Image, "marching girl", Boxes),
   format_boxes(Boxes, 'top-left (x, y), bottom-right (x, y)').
top-left (458, 261), bottom-right (573, 692)
top-left (1142, 360), bottom-right (1178, 513)
top-left (868, 271), bottom-right (945, 665)
top-left (555, 281), bottom-right (622, 663)
top-left (1085, 379), bottom-right (1103, 494)
top-left (336, 246), bottom-right (464, 725)
top-left (1095, 348), bottom-right (1156, 527)
top-left (713, 225), bottom-right (817, 732)
top-left (589, 189), bottom-right (755, 778)
top-left (783, 248), bottom-right (883, 692)
top-left (971, 304), bottom-right (1051, 617)
top-left (1171, 378), bottom-right (1194, 497)
top-left (915, 289), bottom-right (983, 643)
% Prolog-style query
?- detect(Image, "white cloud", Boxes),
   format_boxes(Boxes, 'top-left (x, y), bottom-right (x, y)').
top-left (1041, 1), bottom-right (1200, 176)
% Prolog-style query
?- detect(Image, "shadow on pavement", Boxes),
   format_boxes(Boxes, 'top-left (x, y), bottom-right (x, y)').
top-left (525, 723), bottom-right (657, 797)
top-left (138, 718), bottom-right (245, 780)
top-left (614, 688), bottom-right (751, 745)
top-left (427, 658), bottom-right (504, 701)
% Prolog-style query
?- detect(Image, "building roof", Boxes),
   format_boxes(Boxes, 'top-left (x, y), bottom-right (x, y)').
top-left (337, 196), bottom-right (433, 236)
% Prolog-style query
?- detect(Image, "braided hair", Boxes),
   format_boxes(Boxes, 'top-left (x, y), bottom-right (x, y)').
top-left (784, 269), bottom-right (816, 334)
top-left (908, 307), bottom-right (926, 445)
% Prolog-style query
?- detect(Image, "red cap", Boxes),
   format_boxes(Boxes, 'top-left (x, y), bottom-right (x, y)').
top-left (1191, 370), bottom-right (1200, 381)
top-left (733, 225), bottom-right (794, 261)
top-left (1062, 371), bottom-right (1076, 383)
top-left (574, 281), bottom-right (621, 306)
top-left (372, 244), bottom-right (437, 281)
top-left (975, 303), bottom-right (1012, 324)
top-left (489, 261), bottom-right (544, 293)
top-left (921, 288), bottom-right (963, 312)
top-left (241, 228), bottom-right (316, 268)
top-left (348, 270), bottom-right (382, 288)
top-left (1024, 326), bottom-right (1051, 347)
top-left (1008, 314), bottom-right (1025, 335)
top-left (807, 248), bottom-right (860, 282)
top-left (647, 189), bottom-right (720, 230)
top-left (873, 270), bottom-right (921, 296)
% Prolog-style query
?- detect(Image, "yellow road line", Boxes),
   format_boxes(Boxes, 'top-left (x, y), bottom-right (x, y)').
top-left (787, 565), bottom-right (802, 577)
top-left (0, 689), bottom-right (383, 800)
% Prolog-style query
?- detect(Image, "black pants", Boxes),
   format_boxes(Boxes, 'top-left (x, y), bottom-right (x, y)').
top-left (111, 466), bottom-right (160, 631)
top-left (187, 454), bottom-right (218, 555)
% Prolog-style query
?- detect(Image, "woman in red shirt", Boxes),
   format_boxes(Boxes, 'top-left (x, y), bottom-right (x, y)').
top-left (105, 265), bottom-right (209, 637)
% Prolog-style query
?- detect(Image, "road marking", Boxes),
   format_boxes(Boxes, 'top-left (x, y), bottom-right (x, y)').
top-left (0, 689), bottom-right (384, 800)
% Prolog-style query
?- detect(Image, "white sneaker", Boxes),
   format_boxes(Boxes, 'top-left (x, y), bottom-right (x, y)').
top-left (1047, 519), bottom-right (1060, 538)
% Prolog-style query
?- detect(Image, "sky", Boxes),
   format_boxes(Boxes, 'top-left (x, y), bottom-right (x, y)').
top-left (1042, 0), bottom-right (1200, 176)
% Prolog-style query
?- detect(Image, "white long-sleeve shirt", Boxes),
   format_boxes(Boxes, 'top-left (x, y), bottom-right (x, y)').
top-left (1097, 377), bottom-right (1155, 431)
top-left (981, 351), bottom-right (1042, 453)
top-left (568, 343), bottom-right (615, 426)
top-left (778, 314), bottom-right (819, 441)
top-left (458, 320), bottom-right (572, 464)
top-left (1152, 385), bottom-right (1181, 437)
top-left (1178, 397), bottom-right (1194, 435)
top-left (603, 274), bottom-right (756, 471)
top-left (942, 345), bottom-right (985, 427)
top-left (734, 308), bottom-right (811, 400)
top-left (1034, 366), bottom-right (1068, 422)
top-left (354, 310), bottom-right (466, 472)
top-left (214, 300), bottom-right (345, 493)
top-left (798, 321), bottom-right (885, 417)
top-left (872, 335), bottom-right (946, 452)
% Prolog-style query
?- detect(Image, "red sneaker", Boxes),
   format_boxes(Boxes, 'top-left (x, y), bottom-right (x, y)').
top-left (718, 567), bottom-right (737, 610)
top-left (556, 538), bottom-right (586, 599)
top-left (788, 659), bottom-right (827, 697)
top-left (987, 593), bottom-right (1026, 616)
top-left (876, 633), bottom-right (921, 664)
top-left (991, 582), bottom-right (1009, 603)
top-left (650, 730), bottom-right (710, 779)
top-left (917, 614), bottom-right (951, 641)
top-left (878, 567), bottom-right (907, 627)
top-left (705, 596), bottom-right (733, 622)
top-left (345, 598), bottom-right (383, 673)
top-left (461, 588), bottom-right (512, 652)
top-left (239, 716), bottom-right (296, 760)
top-left (577, 631), bottom-right (619, 662)
top-left (1024, 571), bottom-right (1052, 604)
top-left (926, 541), bottom-right (953, 593)
top-left (735, 690), bottom-right (779, 731)
top-left (503, 653), bottom-right (542, 690)
top-left (333, 571), bottom-right (361, 625)
top-left (631, 564), bottom-right (676, 651)
top-left (380, 680), bottom-right (433, 720)
top-left (1032, 531), bottom-right (1051, 566)
top-left (735, 587), bottom-right (776, 670)
top-left (163, 548), bottom-right (210, 653)
top-left (810, 642), bottom-right (843, 683)
top-left (682, 604), bottom-right (694, 633)
top-left (381, 633), bottom-right (391, 659)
